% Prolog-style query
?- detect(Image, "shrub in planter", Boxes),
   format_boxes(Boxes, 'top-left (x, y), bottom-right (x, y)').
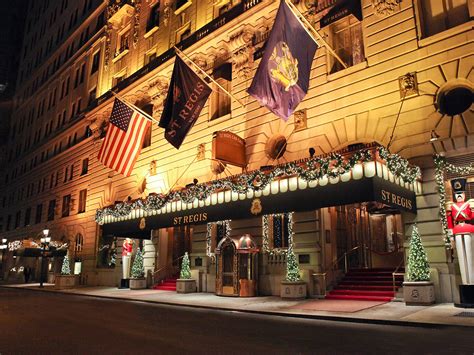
top-left (130, 248), bottom-right (146, 290)
top-left (55, 252), bottom-right (76, 290)
top-left (280, 244), bottom-right (307, 299)
top-left (403, 225), bottom-right (435, 305)
top-left (177, 252), bottom-right (196, 293)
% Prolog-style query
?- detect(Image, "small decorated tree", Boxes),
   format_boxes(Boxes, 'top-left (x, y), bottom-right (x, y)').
top-left (285, 244), bottom-right (301, 282)
top-left (407, 225), bottom-right (430, 282)
top-left (61, 252), bottom-right (71, 275)
top-left (180, 252), bottom-right (191, 280)
top-left (131, 247), bottom-right (145, 279)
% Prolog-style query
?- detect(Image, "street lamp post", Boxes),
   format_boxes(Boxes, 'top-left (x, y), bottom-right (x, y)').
top-left (0, 239), bottom-right (7, 280)
top-left (39, 228), bottom-right (51, 288)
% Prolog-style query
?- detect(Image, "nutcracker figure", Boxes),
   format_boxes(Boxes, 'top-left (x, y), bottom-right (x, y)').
top-left (121, 238), bottom-right (133, 280)
top-left (446, 178), bottom-right (474, 306)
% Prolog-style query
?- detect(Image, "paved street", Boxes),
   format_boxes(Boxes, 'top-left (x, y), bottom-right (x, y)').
top-left (0, 288), bottom-right (473, 354)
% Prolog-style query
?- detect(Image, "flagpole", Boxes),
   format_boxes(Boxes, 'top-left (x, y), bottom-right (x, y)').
top-left (111, 91), bottom-right (161, 125)
top-left (173, 46), bottom-right (247, 109)
top-left (284, 0), bottom-right (348, 70)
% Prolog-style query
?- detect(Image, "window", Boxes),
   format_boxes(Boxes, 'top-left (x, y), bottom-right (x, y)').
top-left (88, 87), bottom-right (97, 106)
top-left (141, 104), bottom-right (153, 148)
top-left (327, 16), bottom-right (365, 74)
top-left (74, 233), bottom-right (83, 253)
top-left (24, 207), bottom-right (31, 226)
top-left (35, 203), bottom-right (43, 224)
top-left (64, 166), bottom-right (69, 182)
top-left (116, 30), bottom-right (130, 56)
top-left (265, 213), bottom-right (291, 249)
top-left (48, 199), bottom-right (56, 221)
top-left (15, 211), bottom-right (22, 229)
top-left (81, 158), bottom-right (89, 175)
top-left (91, 51), bottom-right (100, 74)
top-left (209, 220), bottom-right (230, 252)
top-left (210, 63), bottom-right (231, 120)
top-left (97, 235), bottom-right (117, 268)
top-left (62, 194), bottom-right (71, 217)
top-left (417, 0), bottom-right (470, 38)
top-left (146, 3), bottom-right (160, 33)
top-left (79, 63), bottom-right (85, 84)
top-left (78, 189), bottom-right (87, 213)
top-left (175, 0), bottom-right (191, 14)
top-left (6, 215), bottom-right (11, 231)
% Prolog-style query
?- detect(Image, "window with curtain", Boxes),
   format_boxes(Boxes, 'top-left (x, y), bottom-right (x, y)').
top-left (328, 16), bottom-right (365, 74)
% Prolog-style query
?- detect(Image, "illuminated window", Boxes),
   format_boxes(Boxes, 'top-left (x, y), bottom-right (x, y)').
top-left (210, 63), bottom-right (231, 121)
top-left (328, 16), bottom-right (365, 74)
top-left (78, 189), bottom-right (87, 214)
top-left (417, 0), bottom-right (470, 38)
top-left (62, 194), bottom-right (71, 217)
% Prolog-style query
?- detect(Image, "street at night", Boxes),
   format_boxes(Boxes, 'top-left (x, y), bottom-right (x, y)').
top-left (0, 288), bottom-right (473, 354)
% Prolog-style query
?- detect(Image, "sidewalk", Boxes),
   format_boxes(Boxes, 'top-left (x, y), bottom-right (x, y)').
top-left (2, 283), bottom-right (474, 328)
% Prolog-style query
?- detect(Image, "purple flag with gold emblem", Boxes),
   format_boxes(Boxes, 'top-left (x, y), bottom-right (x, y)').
top-left (159, 55), bottom-right (212, 149)
top-left (247, 0), bottom-right (318, 121)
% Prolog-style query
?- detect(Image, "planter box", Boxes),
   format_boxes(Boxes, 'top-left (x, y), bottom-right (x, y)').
top-left (403, 281), bottom-right (435, 306)
top-left (280, 280), bottom-right (307, 300)
top-left (55, 275), bottom-right (76, 290)
top-left (130, 278), bottom-right (147, 290)
top-left (176, 279), bottom-right (196, 293)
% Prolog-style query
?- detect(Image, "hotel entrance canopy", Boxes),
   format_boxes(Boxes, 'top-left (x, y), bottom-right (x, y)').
top-left (96, 144), bottom-right (421, 239)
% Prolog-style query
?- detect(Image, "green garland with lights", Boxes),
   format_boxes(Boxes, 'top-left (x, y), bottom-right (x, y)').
top-left (206, 220), bottom-right (231, 261)
top-left (262, 213), bottom-right (294, 255)
top-left (378, 147), bottom-right (421, 184)
top-left (95, 147), bottom-right (420, 224)
top-left (434, 154), bottom-right (474, 247)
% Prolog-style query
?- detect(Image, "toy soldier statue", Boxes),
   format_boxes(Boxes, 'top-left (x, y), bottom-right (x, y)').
top-left (121, 238), bottom-right (133, 280)
top-left (446, 178), bottom-right (474, 306)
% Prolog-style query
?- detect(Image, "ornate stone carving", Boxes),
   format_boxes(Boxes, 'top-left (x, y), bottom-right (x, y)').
top-left (371, 0), bottom-right (402, 17)
top-left (398, 72), bottom-right (418, 98)
top-left (133, 0), bottom-right (142, 48)
top-left (227, 27), bottom-right (254, 79)
top-left (294, 109), bottom-right (307, 131)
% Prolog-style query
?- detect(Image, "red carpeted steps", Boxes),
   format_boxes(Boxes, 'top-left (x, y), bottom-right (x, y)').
top-left (153, 278), bottom-right (177, 291)
top-left (326, 268), bottom-right (404, 302)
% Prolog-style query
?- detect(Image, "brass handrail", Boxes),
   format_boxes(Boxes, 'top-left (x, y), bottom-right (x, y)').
top-left (152, 255), bottom-right (185, 284)
top-left (392, 257), bottom-right (405, 294)
top-left (332, 245), bottom-right (362, 274)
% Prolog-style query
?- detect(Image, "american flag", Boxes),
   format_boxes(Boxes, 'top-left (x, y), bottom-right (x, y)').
top-left (98, 98), bottom-right (151, 176)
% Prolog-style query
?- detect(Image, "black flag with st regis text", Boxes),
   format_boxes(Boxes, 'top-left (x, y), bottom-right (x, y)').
top-left (159, 55), bottom-right (212, 149)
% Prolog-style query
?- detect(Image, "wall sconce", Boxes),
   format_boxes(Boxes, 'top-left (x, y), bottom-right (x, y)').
top-left (149, 160), bottom-right (157, 176)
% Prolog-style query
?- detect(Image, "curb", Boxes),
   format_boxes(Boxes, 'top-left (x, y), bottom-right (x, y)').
top-left (2, 285), bottom-right (471, 329)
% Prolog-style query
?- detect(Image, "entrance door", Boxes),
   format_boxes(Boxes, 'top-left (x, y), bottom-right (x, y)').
top-left (222, 243), bottom-right (235, 295)
top-left (172, 225), bottom-right (192, 266)
top-left (368, 213), bottom-right (404, 268)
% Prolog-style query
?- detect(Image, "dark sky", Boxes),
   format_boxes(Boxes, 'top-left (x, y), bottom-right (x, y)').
top-left (0, 0), bottom-right (29, 139)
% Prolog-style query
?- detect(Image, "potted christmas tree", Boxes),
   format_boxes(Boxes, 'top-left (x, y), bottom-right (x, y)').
top-left (403, 225), bottom-right (435, 305)
top-left (129, 248), bottom-right (147, 290)
top-left (55, 252), bottom-right (76, 289)
top-left (280, 244), bottom-right (307, 299)
top-left (176, 252), bottom-right (196, 293)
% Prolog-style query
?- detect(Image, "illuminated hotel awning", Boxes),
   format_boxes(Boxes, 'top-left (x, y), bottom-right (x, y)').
top-left (97, 144), bottom-right (421, 239)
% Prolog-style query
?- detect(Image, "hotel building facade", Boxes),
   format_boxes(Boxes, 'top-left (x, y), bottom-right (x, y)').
top-left (0, 0), bottom-right (473, 303)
